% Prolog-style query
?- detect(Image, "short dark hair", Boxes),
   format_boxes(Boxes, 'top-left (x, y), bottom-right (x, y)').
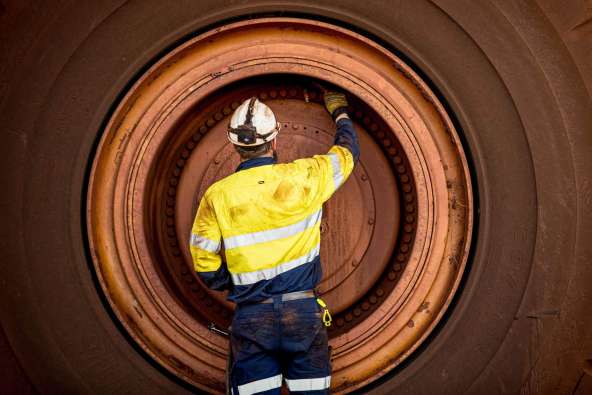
top-left (234, 141), bottom-right (272, 160)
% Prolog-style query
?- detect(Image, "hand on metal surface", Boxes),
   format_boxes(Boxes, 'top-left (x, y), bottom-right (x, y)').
top-left (323, 91), bottom-right (348, 116)
top-left (312, 81), bottom-right (349, 117)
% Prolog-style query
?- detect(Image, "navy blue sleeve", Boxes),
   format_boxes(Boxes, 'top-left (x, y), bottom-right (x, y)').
top-left (333, 117), bottom-right (360, 163)
top-left (198, 263), bottom-right (232, 291)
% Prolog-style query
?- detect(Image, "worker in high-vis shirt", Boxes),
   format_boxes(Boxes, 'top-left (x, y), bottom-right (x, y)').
top-left (190, 87), bottom-right (359, 395)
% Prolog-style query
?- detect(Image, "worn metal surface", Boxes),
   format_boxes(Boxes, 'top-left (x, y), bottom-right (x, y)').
top-left (87, 18), bottom-right (472, 393)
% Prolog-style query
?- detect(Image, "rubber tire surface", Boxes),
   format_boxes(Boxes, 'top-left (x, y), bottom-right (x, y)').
top-left (1, 1), bottom-right (591, 394)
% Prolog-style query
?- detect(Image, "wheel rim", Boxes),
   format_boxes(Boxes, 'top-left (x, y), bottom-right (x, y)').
top-left (87, 17), bottom-right (473, 393)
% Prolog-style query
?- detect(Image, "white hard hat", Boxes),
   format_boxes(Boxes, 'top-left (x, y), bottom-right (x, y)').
top-left (227, 97), bottom-right (280, 146)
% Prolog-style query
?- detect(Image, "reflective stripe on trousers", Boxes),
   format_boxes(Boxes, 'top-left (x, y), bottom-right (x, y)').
top-left (233, 374), bottom-right (282, 395)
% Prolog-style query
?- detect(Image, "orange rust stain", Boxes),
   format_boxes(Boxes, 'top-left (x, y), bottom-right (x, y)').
top-left (273, 180), bottom-right (296, 201)
top-left (230, 205), bottom-right (248, 220)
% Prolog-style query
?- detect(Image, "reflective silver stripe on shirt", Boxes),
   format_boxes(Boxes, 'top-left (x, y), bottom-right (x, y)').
top-left (231, 243), bottom-right (320, 286)
top-left (236, 374), bottom-right (282, 395)
top-left (285, 376), bottom-right (331, 392)
top-left (224, 209), bottom-right (322, 250)
top-left (190, 233), bottom-right (220, 253)
top-left (328, 152), bottom-right (344, 189)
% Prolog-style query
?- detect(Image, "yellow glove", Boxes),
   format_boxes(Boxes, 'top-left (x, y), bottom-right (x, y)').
top-left (323, 91), bottom-right (348, 116)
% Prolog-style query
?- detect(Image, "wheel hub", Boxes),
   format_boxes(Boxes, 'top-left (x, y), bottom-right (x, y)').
top-left (87, 18), bottom-right (473, 393)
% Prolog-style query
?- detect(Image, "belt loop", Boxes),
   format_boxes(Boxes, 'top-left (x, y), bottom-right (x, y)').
top-left (272, 294), bottom-right (281, 310)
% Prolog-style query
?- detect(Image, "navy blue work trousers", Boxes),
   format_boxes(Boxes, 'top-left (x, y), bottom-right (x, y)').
top-left (230, 297), bottom-right (331, 395)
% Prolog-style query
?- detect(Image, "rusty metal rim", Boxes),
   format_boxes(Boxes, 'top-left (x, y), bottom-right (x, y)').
top-left (87, 17), bottom-right (473, 393)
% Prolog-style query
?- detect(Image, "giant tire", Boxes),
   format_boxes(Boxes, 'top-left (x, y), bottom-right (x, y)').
top-left (1, 1), bottom-right (591, 394)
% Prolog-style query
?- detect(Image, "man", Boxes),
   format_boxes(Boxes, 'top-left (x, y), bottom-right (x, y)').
top-left (190, 86), bottom-right (359, 394)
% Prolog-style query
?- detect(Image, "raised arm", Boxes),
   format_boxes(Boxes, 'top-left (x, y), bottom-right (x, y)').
top-left (288, 89), bottom-right (359, 204)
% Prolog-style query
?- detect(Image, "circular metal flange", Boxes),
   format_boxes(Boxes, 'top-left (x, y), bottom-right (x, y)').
top-left (87, 18), bottom-right (473, 394)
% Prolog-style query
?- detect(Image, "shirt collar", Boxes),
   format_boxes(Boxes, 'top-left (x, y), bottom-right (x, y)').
top-left (235, 156), bottom-right (276, 172)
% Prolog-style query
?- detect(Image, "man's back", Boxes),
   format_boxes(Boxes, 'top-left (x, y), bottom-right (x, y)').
top-left (192, 132), bottom-right (357, 304)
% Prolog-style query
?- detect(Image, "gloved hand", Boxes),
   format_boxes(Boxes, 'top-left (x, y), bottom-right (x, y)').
top-left (323, 91), bottom-right (348, 116)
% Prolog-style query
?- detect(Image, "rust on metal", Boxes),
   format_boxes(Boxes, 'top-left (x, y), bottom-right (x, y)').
top-left (87, 18), bottom-right (473, 394)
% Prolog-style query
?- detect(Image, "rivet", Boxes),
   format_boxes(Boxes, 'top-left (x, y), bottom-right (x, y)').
top-left (260, 92), bottom-right (268, 100)
top-left (362, 302), bottom-right (370, 310)
top-left (394, 156), bottom-right (402, 164)
top-left (181, 150), bottom-right (189, 159)
top-left (166, 197), bottom-right (175, 207)
top-left (167, 228), bottom-right (175, 237)
top-left (231, 102), bottom-right (240, 109)
top-left (353, 308), bottom-right (361, 317)
top-left (336, 318), bottom-right (344, 327)
top-left (279, 89), bottom-right (287, 97)
top-left (404, 224), bottom-right (413, 233)
top-left (397, 165), bottom-right (406, 174)
top-left (405, 215), bottom-right (414, 223)
top-left (206, 119), bottom-right (215, 127)
top-left (176, 159), bottom-right (185, 168)
top-left (370, 124), bottom-right (378, 131)
top-left (383, 139), bottom-right (392, 147)
top-left (406, 204), bottom-right (414, 213)
top-left (345, 313), bottom-right (353, 322)
top-left (400, 174), bottom-right (410, 183)
top-left (405, 194), bottom-right (413, 203)
top-left (167, 188), bottom-right (176, 197)
top-left (403, 184), bottom-right (412, 193)
top-left (388, 148), bottom-right (397, 156)
top-left (199, 126), bottom-right (208, 134)
top-left (401, 244), bottom-right (409, 253)
top-left (269, 90), bottom-right (277, 98)
top-left (165, 208), bottom-right (174, 217)
top-left (186, 141), bottom-right (195, 150)
top-left (214, 113), bottom-right (223, 121)
top-left (397, 254), bottom-right (405, 262)
top-left (377, 131), bottom-right (385, 139)
top-left (403, 234), bottom-right (412, 243)
top-left (393, 263), bottom-right (402, 271)
top-left (169, 178), bottom-right (178, 187)
top-left (369, 296), bottom-right (377, 304)
top-left (388, 271), bottom-right (397, 281)
top-left (192, 133), bottom-right (201, 142)
top-left (376, 289), bottom-right (384, 297)
top-left (223, 107), bottom-right (231, 115)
